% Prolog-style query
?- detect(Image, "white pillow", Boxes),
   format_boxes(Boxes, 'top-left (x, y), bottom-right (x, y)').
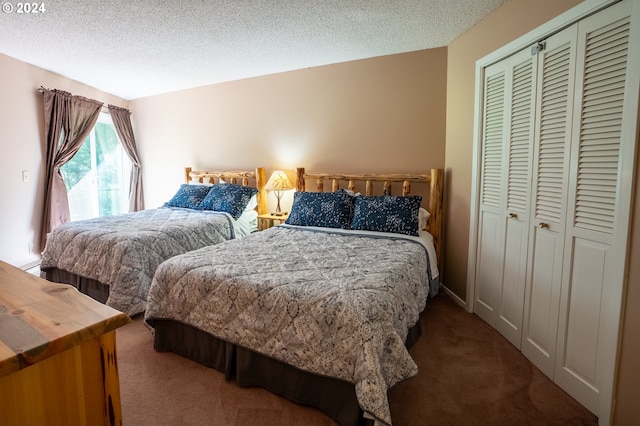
top-left (235, 209), bottom-right (259, 236)
top-left (419, 208), bottom-right (431, 230)
top-left (244, 194), bottom-right (258, 212)
top-left (188, 180), bottom-right (213, 186)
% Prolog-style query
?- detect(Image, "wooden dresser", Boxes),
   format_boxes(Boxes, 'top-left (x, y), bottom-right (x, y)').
top-left (0, 261), bottom-right (131, 425)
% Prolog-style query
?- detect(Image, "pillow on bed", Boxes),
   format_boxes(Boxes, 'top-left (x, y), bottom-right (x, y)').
top-left (165, 184), bottom-right (212, 209)
top-left (419, 207), bottom-right (431, 230)
top-left (285, 190), bottom-right (354, 229)
top-left (216, 182), bottom-right (258, 213)
top-left (350, 195), bottom-right (422, 236)
top-left (244, 194), bottom-right (258, 213)
top-left (198, 183), bottom-right (259, 219)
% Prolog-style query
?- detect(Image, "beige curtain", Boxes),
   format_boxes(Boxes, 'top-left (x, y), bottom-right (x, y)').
top-left (108, 105), bottom-right (144, 211)
top-left (39, 89), bottom-right (103, 252)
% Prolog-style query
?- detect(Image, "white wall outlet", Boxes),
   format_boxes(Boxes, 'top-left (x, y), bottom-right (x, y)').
top-left (22, 170), bottom-right (29, 183)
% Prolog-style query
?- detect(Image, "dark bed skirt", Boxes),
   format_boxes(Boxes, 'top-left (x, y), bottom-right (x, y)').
top-left (40, 267), bottom-right (111, 304)
top-left (148, 318), bottom-right (423, 426)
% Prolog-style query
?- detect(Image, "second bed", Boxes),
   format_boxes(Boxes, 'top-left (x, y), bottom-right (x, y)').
top-left (41, 167), bottom-right (266, 316)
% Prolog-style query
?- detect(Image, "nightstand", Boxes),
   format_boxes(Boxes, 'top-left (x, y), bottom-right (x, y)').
top-left (258, 212), bottom-right (289, 231)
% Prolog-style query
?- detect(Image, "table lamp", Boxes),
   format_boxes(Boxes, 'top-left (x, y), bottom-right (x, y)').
top-left (265, 170), bottom-right (293, 215)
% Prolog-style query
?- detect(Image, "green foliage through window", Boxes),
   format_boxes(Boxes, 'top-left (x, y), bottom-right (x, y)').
top-left (60, 114), bottom-right (131, 221)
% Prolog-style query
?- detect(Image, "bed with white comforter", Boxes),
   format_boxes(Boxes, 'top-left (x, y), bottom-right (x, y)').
top-left (40, 206), bottom-right (255, 316)
top-left (145, 224), bottom-right (439, 426)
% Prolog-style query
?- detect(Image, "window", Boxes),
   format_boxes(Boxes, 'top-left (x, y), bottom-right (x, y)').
top-left (61, 112), bottom-right (132, 221)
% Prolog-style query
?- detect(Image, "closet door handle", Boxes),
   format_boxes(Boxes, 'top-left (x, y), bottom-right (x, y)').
top-left (538, 222), bottom-right (549, 229)
top-left (509, 213), bottom-right (518, 219)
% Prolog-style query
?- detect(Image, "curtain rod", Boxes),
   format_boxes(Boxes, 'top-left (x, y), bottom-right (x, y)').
top-left (37, 86), bottom-right (131, 114)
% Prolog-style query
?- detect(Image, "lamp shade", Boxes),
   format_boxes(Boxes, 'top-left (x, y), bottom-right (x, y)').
top-left (265, 171), bottom-right (293, 191)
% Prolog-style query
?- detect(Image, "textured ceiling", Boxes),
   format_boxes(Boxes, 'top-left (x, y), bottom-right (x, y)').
top-left (0, 0), bottom-right (504, 100)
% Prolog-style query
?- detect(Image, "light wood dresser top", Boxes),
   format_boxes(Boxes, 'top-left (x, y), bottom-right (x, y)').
top-left (0, 260), bottom-right (130, 378)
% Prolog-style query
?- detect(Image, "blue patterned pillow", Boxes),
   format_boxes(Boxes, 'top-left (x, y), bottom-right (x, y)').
top-left (165, 184), bottom-right (212, 209)
top-left (350, 195), bottom-right (422, 236)
top-left (198, 183), bottom-right (259, 219)
top-left (285, 190), bottom-right (354, 229)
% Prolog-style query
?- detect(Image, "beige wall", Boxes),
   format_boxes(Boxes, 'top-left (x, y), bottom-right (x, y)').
top-left (445, 0), bottom-right (639, 424)
top-left (130, 48), bottom-right (447, 209)
top-left (0, 53), bottom-right (128, 268)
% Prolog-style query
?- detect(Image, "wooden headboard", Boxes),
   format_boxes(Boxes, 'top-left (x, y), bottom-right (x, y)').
top-left (295, 167), bottom-right (445, 270)
top-left (184, 166), bottom-right (268, 215)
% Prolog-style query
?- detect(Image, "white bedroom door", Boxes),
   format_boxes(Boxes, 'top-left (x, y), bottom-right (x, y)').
top-left (521, 24), bottom-right (578, 379)
top-left (474, 47), bottom-right (536, 349)
top-left (494, 47), bottom-right (536, 348)
top-left (554, 1), bottom-right (638, 418)
top-left (473, 60), bottom-right (508, 329)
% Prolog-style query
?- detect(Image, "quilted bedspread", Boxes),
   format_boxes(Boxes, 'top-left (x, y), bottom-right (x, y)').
top-left (40, 207), bottom-right (235, 316)
top-left (145, 226), bottom-right (436, 426)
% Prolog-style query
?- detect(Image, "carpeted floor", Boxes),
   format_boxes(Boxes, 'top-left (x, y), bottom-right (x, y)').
top-left (116, 293), bottom-right (598, 426)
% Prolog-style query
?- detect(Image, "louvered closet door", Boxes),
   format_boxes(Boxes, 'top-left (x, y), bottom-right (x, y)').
top-left (555, 0), bottom-right (637, 418)
top-left (474, 61), bottom-right (508, 326)
top-left (474, 50), bottom-right (536, 348)
top-left (521, 25), bottom-right (578, 378)
top-left (494, 48), bottom-right (536, 348)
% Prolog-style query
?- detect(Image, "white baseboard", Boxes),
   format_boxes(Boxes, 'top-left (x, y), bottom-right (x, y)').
top-left (20, 260), bottom-right (41, 271)
top-left (440, 282), bottom-right (471, 312)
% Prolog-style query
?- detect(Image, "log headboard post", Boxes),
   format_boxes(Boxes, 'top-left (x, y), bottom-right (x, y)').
top-left (296, 168), bottom-right (306, 192)
top-left (429, 168), bottom-right (445, 273)
top-left (256, 167), bottom-right (268, 215)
